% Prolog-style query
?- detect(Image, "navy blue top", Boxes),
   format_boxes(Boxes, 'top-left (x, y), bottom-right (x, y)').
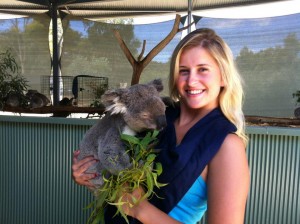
top-left (105, 103), bottom-right (237, 223)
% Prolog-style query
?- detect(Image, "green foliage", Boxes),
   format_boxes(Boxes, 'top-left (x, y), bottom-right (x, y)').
top-left (61, 19), bottom-right (141, 87)
top-left (0, 49), bottom-right (28, 109)
top-left (86, 130), bottom-right (167, 224)
top-left (89, 82), bottom-right (108, 108)
top-left (0, 49), bottom-right (19, 78)
top-left (236, 33), bottom-right (300, 116)
top-left (0, 18), bottom-right (50, 79)
top-left (292, 90), bottom-right (300, 105)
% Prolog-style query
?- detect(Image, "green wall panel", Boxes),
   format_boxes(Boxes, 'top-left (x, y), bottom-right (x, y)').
top-left (1, 116), bottom-right (300, 224)
top-left (0, 116), bottom-right (96, 224)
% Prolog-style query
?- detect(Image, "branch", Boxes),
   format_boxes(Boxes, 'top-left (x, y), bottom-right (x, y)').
top-left (138, 40), bottom-right (146, 61)
top-left (113, 14), bottom-right (194, 85)
top-left (113, 29), bottom-right (135, 67)
top-left (141, 14), bottom-right (189, 68)
top-left (178, 21), bottom-right (195, 32)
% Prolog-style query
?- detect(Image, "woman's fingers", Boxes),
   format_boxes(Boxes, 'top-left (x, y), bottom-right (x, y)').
top-left (121, 186), bottom-right (145, 217)
top-left (72, 150), bottom-right (99, 187)
top-left (72, 155), bottom-right (97, 173)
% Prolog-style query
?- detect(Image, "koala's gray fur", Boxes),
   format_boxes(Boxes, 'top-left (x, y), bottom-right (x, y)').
top-left (26, 90), bottom-right (51, 109)
top-left (78, 79), bottom-right (167, 193)
top-left (5, 92), bottom-right (22, 107)
top-left (4, 90), bottom-right (51, 109)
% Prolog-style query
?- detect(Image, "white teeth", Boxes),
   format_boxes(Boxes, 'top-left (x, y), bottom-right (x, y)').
top-left (187, 90), bottom-right (204, 95)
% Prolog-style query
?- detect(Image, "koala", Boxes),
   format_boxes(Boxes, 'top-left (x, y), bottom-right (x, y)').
top-left (26, 90), bottom-right (51, 109)
top-left (59, 97), bottom-right (74, 106)
top-left (4, 92), bottom-right (23, 107)
top-left (78, 79), bottom-right (167, 193)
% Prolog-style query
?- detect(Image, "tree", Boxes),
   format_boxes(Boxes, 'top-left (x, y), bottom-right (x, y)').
top-left (0, 16), bottom-right (51, 91)
top-left (82, 19), bottom-right (141, 85)
top-left (236, 33), bottom-right (300, 117)
top-left (0, 49), bottom-right (28, 109)
top-left (114, 14), bottom-right (190, 85)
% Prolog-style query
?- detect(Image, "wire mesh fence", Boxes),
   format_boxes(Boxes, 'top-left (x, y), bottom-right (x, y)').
top-left (41, 75), bottom-right (108, 107)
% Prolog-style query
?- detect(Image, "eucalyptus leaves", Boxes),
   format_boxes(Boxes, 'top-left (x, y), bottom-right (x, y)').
top-left (86, 130), bottom-right (166, 224)
top-left (0, 49), bottom-right (28, 109)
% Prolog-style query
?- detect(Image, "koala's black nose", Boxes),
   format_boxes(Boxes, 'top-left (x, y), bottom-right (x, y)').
top-left (156, 115), bottom-right (167, 130)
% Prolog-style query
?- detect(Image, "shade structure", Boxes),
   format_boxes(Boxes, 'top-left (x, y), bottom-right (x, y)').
top-left (1, 1), bottom-right (290, 20)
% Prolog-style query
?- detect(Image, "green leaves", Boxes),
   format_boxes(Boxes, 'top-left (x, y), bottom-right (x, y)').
top-left (293, 90), bottom-right (300, 104)
top-left (86, 130), bottom-right (167, 224)
top-left (0, 49), bottom-right (28, 109)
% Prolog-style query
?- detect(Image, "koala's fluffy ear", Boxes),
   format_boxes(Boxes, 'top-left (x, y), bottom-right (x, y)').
top-left (148, 79), bottom-right (163, 92)
top-left (101, 88), bottom-right (128, 114)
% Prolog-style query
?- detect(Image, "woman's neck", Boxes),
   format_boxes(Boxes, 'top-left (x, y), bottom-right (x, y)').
top-left (177, 103), bottom-right (217, 127)
top-left (174, 104), bottom-right (218, 145)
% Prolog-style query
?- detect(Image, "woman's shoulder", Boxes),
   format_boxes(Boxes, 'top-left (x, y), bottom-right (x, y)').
top-left (211, 133), bottom-right (247, 169)
top-left (222, 134), bottom-right (244, 150)
top-left (207, 133), bottom-right (250, 223)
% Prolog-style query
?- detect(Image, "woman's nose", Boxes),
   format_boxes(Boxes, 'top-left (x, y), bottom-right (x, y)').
top-left (187, 71), bottom-right (198, 86)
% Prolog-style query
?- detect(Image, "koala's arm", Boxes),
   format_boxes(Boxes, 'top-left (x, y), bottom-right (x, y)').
top-left (78, 121), bottom-right (102, 161)
top-left (98, 127), bottom-right (132, 175)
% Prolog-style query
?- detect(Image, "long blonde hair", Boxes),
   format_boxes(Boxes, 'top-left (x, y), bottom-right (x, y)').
top-left (169, 28), bottom-right (248, 145)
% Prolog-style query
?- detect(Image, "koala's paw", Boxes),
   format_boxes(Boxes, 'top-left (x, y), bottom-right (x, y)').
top-left (100, 148), bottom-right (132, 175)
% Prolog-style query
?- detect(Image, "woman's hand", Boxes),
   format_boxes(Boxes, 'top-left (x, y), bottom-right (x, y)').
top-left (72, 150), bottom-right (99, 189)
top-left (119, 186), bottom-right (182, 224)
top-left (120, 186), bottom-right (145, 218)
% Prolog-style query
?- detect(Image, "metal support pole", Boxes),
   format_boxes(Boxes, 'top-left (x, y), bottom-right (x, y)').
top-left (188, 0), bottom-right (192, 33)
top-left (50, 1), bottom-right (60, 106)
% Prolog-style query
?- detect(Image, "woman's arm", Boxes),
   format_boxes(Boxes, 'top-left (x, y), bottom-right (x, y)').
top-left (121, 187), bottom-right (182, 224)
top-left (72, 150), bottom-right (99, 189)
top-left (72, 150), bottom-right (181, 223)
top-left (207, 134), bottom-right (250, 224)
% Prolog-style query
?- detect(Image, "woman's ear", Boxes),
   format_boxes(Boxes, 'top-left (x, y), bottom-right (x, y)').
top-left (220, 76), bottom-right (225, 87)
top-left (221, 80), bottom-right (225, 87)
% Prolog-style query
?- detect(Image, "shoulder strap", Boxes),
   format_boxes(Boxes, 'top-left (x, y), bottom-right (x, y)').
top-left (149, 107), bottom-right (237, 213)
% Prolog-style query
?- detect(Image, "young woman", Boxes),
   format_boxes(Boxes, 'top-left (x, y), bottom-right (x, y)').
top-left (72, 28), bottom-right (250, 224)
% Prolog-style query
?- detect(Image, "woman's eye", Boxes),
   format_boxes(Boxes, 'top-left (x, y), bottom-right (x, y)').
top-left (199, 67), bottom-right (208, 72)
top-left (179, 69), bottom-right (189, 75)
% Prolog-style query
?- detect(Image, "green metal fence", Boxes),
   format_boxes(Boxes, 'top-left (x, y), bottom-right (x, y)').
top-left (244, 126), bottom-right (300, 224)
top-left (1, 115), bottom-right (299, 224)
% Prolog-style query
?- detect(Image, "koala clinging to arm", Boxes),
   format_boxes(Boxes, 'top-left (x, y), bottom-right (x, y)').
top-left (77, 79), bottom-right (167, 194)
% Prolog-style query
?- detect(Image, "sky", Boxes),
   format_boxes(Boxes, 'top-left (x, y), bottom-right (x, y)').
top-left (0, 9), bottom-right (299, 63)
top-left (132, 13), bottom-right (300, 62)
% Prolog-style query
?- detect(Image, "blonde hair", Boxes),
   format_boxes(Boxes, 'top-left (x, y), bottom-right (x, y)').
top-left (169, 28), bottom-right (248, 145)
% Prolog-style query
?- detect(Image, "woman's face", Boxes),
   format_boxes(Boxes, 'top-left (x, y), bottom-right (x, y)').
top-left (176, 46), bottom-right (224, 111)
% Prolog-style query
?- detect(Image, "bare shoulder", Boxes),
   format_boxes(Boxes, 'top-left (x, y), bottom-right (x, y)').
top-left (207, 133), bottom-right (250, 223)
top-left (222, 133), bottom-right (245, 150)
top-left (210, 133), bottom-right (248, 174)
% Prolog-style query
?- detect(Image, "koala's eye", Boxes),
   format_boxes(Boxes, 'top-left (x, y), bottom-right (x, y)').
top-left (140, 112), bottom-right (150, 119)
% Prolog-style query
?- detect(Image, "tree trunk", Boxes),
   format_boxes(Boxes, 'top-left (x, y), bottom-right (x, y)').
top-left (131, 62), bottom-right (144, 86)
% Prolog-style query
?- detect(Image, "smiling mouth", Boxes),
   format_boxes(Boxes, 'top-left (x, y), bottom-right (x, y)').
top-left (187, 89), bottom-right (204, 95)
